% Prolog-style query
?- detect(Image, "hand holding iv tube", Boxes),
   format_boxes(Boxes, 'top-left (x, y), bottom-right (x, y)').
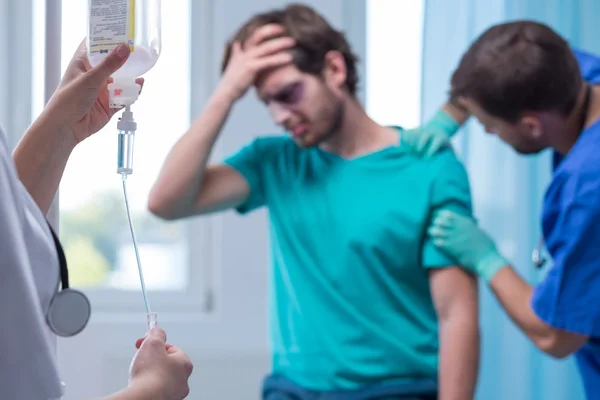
top-left (86, 0), bottom-right (162, 330)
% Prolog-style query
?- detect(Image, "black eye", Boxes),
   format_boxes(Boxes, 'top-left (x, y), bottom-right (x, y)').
top-left (274, 88), bottom-right (293, 103)
top-left (274, 82), bottom-right (304, 104)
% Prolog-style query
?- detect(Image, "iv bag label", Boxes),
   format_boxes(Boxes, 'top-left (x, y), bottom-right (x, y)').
top-left (88, 0), bottom-right (136, 55)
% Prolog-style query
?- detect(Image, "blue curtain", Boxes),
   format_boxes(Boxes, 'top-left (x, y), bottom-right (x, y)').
top-left (421, 1), bottom-right (600, 399)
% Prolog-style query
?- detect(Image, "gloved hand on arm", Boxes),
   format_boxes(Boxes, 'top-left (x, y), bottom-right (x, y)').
top-left (428, 210), bottom-right (509, 282)
top-left (401, 108), bottom-right (461, 158)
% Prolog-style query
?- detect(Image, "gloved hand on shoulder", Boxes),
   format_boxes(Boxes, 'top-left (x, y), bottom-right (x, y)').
top-left (401, 109), bottom-right (460, 158)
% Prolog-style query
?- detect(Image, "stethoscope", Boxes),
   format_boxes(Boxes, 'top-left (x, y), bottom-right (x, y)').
top-left (531, 84), bottom-right (592, 269)
top-left (531, 237), bottom-right (547, 268)
top-left (46, 222), bottom-right (91, 337)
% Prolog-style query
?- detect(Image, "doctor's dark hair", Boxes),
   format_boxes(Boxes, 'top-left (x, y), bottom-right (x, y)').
top-left (450, 21), bottom-right (583, 122)
top-left (220, 3), bottom-right (359, 96)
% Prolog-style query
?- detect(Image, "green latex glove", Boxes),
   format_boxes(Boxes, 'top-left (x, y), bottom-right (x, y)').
top-left (402, 109), bottom-right (460, 158)
top-left (428, 210), bottom-right (509, 282)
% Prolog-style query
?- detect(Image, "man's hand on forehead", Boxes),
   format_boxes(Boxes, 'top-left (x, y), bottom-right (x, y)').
top-left (243, 24), bottom-right (290, 50)
top-left (219, 24), bottom-right (295, 101)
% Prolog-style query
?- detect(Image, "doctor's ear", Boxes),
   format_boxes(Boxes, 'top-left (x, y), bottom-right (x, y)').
top-left (520, 115), bottom-right (543, 139)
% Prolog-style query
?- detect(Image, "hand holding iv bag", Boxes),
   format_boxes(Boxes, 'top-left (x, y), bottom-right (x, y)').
top-left (87, 0), bottom-right (161, 108)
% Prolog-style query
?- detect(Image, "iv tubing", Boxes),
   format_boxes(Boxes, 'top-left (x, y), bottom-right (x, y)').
top-left (117, 106), bottom-right (154, 327)
top-left (121, 173), bottom-right (152, 316)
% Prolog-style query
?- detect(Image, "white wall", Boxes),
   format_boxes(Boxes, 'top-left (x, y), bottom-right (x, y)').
top-left (56, 1), bottom-right (366, 399)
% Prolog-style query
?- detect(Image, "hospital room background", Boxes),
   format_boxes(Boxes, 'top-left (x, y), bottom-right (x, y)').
top-left (1, 0), bottom-right (597, 399)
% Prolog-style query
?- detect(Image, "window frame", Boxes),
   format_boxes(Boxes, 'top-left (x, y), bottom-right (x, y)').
top-left (1, 1), bottom-right (33, 151)
top-left (25, 0), bottom-right (218, 315)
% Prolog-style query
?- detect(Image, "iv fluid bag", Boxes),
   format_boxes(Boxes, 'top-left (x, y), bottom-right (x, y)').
top-left (86, 0), bottom-right (162, 108)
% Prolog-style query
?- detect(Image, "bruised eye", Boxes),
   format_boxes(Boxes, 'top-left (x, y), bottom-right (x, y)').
top-left (273, 82), bottom-right (304, 104)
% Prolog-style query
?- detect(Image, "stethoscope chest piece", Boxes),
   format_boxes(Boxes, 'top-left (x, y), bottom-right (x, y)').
top-left (46, 221), bottom-right (92, 337)
top-left (47, 288), bottom-right (91, 337)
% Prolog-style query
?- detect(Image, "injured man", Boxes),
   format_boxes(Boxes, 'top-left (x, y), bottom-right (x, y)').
top-left (148, 4), bottom-right (479, 399)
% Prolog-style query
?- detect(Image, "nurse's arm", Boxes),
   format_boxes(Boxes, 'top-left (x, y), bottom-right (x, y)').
top-left (12, 113), bottom-right (77, 215)
top-left (12, 42), bottom-right (131, 216)
top-left (429, 266), bottom-right (480, 400)
top-left (489, 267), bottom-right (588, 358)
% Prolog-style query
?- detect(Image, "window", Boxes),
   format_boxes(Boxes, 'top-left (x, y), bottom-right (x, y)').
top-left (9, 0), bottom-right (225, 311)
top-left (44, 1), bottom-right (196, 299)
top-left (29, 0), bottom-right (215, 314)
top-left (366, 0), bottom-right (425, 127)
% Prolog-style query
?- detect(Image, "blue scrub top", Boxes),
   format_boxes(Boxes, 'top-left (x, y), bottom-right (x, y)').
top-left (552, 48), bottom-right (600, 169)
top-left (534, 48), bottom-right (600, 399)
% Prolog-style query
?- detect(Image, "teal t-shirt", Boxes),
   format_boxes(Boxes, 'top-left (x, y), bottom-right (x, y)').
top-left (223, 129), bottom-right (472, 391)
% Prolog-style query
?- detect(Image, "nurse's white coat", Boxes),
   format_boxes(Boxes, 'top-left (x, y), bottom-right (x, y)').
top-left (0, 126), bottom-right (63, 399)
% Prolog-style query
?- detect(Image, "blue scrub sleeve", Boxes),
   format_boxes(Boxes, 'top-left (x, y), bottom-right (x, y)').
top-left (572, 48), bottom-right (600, 84)
top-left (532, 173), bottom-right (600, 336)
top-left (422, 151), bottom-right (473, 268)
top-left (223, 138), bottom-right (267, 214)
top-left (0, 131), bottom-right (64, 399)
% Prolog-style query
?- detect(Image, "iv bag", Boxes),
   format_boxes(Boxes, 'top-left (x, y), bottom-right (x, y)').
top-left (86, 0), bottom-right (162, 108)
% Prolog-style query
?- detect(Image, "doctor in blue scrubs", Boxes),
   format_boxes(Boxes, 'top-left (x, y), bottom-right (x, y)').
top-left (406, 21), bottom-right (600, 399)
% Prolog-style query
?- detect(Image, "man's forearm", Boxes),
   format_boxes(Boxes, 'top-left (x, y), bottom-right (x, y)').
top-left (148, 86), bottom-right (235, 219)
top-left (429, 267), bottom-right (479, 399)
top-left (438, 317), bottom-right (479, 400)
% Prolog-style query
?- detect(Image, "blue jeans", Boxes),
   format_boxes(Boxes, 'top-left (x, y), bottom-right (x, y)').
top-left (262, 375), bottom-right (438, 400)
